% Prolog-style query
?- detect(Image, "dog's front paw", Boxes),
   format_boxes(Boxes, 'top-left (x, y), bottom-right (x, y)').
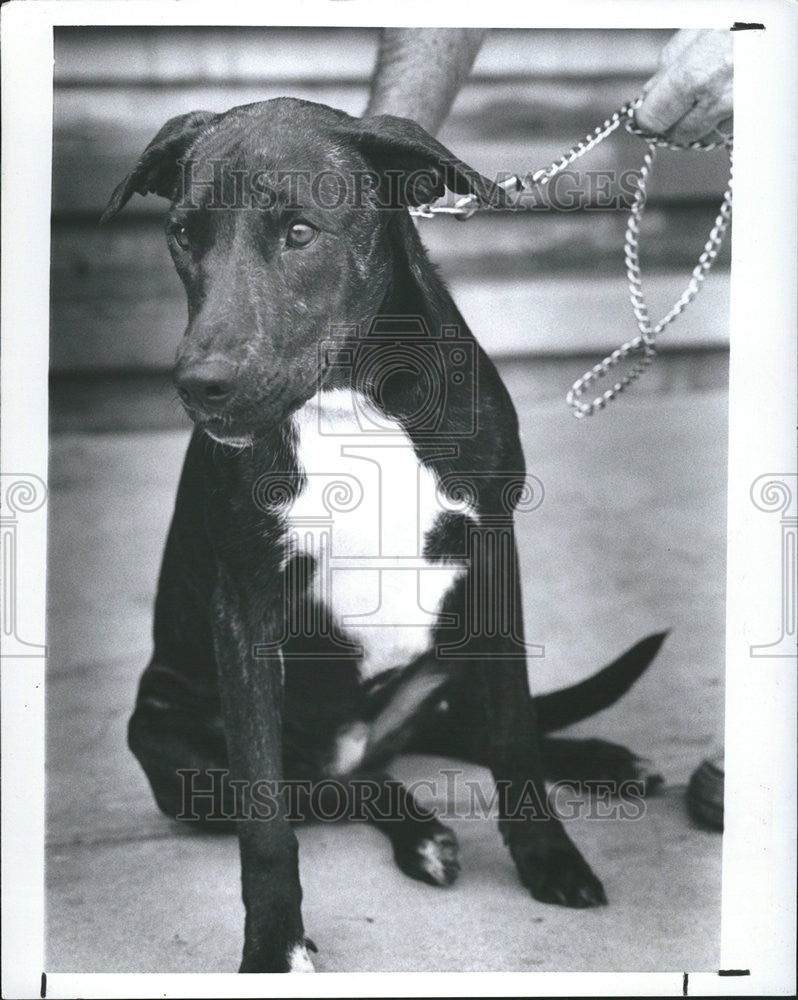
top-left (507, 825), bottom-right (607, 908)
top-left (287, 940), bottom-right (317, 972)
top-left (393, 825), bottom-right (461, 887)
top-left (239, 937), bottom-right (317, 973)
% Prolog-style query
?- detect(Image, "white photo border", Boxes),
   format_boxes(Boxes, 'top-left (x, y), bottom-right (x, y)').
top-left (1, 1), bottom-right (795, 997)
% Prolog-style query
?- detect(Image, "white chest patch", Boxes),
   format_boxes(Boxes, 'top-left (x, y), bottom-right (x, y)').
top-left (283, 389), bottom-right (471, 680)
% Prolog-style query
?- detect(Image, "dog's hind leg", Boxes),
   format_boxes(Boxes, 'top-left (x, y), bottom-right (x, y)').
top-left (405, 697), bottom-right (662, 791)
top-left (128, 660), bottom-right (232, 825)
top-left (322, 773), bottom-right (460, 887)
top-left (406, 633), bottom-right (667, 793)
top-left (537, 737), bottom-right (663, 793)
top-left (365, 774), bottom-right (461, 887)
top-left (285, 771), bottom-right (460, 886)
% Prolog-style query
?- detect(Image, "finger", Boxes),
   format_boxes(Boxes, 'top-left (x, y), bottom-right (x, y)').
top-left (664, 69), bottom-right (733, 144)
top-left (715, 115), bottom-right (734, 137)
top-left (637, 30), bottom-right (733, 138)
top-left (636, 66), bottom-right (697, 134)
top-left (654, 28), bottom-right (703, 73)
top-left (667, 95), bottom-right (733, 145)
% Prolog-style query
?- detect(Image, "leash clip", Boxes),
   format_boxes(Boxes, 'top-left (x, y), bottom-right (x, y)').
top-left (412, 175), bottom-right (524, 221)
top-left (452, 194), bottom-right (479, 220)
top-left (412, 203), bottom-right (436, 219)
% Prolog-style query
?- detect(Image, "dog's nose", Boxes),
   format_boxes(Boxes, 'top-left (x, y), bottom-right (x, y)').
top-left (174, 357), bottom-right (238, 412)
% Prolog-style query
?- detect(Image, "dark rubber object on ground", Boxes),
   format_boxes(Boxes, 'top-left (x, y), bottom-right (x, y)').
top-left (687, 755), bottom-right (724, 830)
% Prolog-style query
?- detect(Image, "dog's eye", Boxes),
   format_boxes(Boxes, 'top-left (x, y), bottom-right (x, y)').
top-left (167, 224), bottom-right (191, 252)
top-left (285, 221), bottom-right (318, 249)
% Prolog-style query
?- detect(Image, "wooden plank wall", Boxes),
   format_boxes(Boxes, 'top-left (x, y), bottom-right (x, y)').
top-left (51, 27), bottom-right (732, 372)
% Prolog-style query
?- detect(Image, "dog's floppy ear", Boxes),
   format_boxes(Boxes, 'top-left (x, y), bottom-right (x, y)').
top-left (339, 113), bottom-right (506, 209)
top-left (100, 110), bottom-right (220, 223)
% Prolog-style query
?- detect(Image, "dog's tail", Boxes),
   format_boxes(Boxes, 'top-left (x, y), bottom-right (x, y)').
top-left (533, 631), bottom-right (669, 734)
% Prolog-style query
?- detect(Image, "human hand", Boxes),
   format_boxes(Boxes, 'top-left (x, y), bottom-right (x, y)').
top-left (636, 29), bottom-right (733, 144)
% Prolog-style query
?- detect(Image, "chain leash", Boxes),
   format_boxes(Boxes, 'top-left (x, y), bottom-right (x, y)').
top-left (410, 97), bottom-right (734, 417)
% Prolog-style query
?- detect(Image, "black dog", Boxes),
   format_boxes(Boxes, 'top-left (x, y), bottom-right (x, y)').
top-left (103, 98), bottom-right (665, 973)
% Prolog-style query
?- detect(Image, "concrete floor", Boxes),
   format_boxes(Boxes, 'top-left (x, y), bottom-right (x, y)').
top-left (46, 356), bottom-right (726, 973)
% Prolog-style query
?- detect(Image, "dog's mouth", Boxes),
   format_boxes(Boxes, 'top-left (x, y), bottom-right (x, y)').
top-left (197, 418), bottom-right (255, 450)
top-left (181, 385), bottom-right (317, 447)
